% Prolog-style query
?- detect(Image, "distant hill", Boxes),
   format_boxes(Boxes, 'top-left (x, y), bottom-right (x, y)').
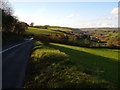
top-left (33, 25), bottom-right (118, 33)
top-left (79, 28), bottom-right (118, 31)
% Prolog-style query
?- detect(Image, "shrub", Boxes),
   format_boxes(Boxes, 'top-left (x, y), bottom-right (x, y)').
top-left (96, 43), bottom-right (101, 47)
top-left (68, 35), bottom-right (77, 42)
top-left (35, 34), bottom-right (50, 45)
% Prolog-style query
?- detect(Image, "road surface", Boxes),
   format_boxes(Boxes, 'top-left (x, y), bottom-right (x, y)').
top-left (2, 40), bottom-right (36, 88)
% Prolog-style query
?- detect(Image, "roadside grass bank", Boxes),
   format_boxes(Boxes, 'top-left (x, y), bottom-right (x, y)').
top-left (24, 41), bottom-right (114, 89)
top-left (2, 32), bottom-right (24, 46)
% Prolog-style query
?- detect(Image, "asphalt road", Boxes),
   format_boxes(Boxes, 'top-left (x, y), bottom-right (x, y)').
top-left (2, 40), bottom-right (36, 88)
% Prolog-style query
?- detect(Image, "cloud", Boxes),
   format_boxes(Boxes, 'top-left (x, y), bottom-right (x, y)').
top-left (66, 14), bottom-right (80, 18)
top-left (100, 15), bottom-right (118, 20)
top-left (111, 7), bottom-right (119, 14)
top-left (72, 23), bottom-right (117, 28)
top-left (97, 7), bottom-right (119, 21)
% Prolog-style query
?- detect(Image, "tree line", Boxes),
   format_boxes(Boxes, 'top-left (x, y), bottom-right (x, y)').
top-left (1, 0), bottom-right (31, 45)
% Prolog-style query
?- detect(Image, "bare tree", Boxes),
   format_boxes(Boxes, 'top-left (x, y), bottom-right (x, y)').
top-left (1, 0), bottom-right (17, 32)
top-left (0, 0), bottom-right (13, 15)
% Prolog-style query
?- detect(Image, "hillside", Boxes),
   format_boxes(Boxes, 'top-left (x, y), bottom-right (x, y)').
top-left (80, 28), bottom-right (118, 31)
top-left (25, 27), bottom-right (64, 35)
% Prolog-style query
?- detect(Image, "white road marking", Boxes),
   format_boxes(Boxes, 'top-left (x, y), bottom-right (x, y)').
top-left (0, 40), bottom-right (30, 54)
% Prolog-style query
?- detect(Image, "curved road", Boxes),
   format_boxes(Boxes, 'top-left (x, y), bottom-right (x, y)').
top-left (2, 40), bottom-right (36, 88)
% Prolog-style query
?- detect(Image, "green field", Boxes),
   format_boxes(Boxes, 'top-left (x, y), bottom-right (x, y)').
top-left (50, 43), bottom-right (119, 87)
top-left (25, 27), bottom-right (64, 35)
top-left (49, 27), bottom-right (72, 31)
top-left (25, 41), bottom-right (119, 88)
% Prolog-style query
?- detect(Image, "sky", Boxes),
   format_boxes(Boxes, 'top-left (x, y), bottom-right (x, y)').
top-left (10, 1), bottom-right (119, 28)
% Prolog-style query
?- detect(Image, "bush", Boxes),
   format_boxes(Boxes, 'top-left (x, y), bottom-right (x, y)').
top-left (96, 43), bottom-right (101, 47)
top-left (34, 34), bottom-right (50, 45)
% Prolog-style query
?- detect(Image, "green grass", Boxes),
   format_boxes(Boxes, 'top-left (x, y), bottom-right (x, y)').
top-left (50, 43), bottom-right (119, 87)
top-left (25, 27), bottom-right (64, 35)
top-left (51, 43), bottom-right (119, 60)
top-left (49, 27), bottom-right (72, 31)
top-left (24, 41), bottom-right (113, 88)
